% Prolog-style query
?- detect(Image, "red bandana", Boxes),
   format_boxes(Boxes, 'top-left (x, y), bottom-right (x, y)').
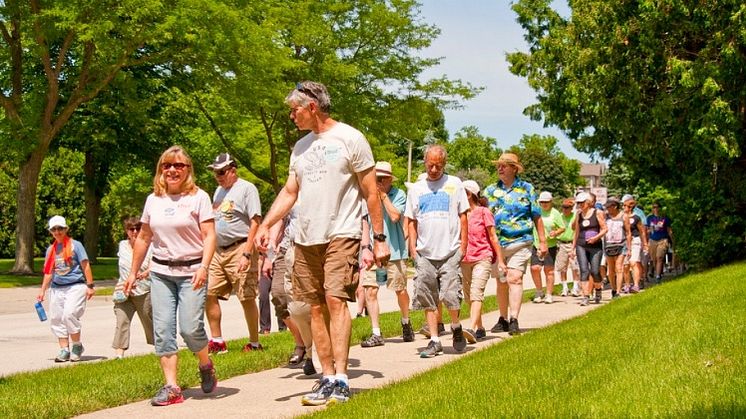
top-left (43, 236), bottom-right (73, 275)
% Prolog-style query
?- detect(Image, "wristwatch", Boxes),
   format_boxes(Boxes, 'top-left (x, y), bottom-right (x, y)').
top-left (242, 252), bottom-right (252, 259)
top-left (373, 233), bottom-right (387, 242)
top-left (86, 283), bottom-right (95, 289)
top-left (362, 244), bottom-right (373, 252)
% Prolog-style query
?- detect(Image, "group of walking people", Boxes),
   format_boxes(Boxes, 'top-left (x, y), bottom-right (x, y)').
top-left (35, 80), bottom-right (675, 409)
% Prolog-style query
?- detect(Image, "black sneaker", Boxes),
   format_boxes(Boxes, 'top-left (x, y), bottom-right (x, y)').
top-left (490, 316), bottom-right (510, 333)
top-left (594, 289), bottom-right (602, 304)
top-left (303, 358), bottom-right (317, 376)
top-left (301, 378), bottom-right (336, 406)
top-left (402, 321), bottom-right (415, 342)
top-left (475, 327), bottom-right (487, 340)
top-left (198, 361), bottom-right (217, 393)
top-left (452, 326), bottom-right (467, 352)
top-left (508, 318), bottom-right (520, 335)
top-left (462, 328), bottom-right (477, 344)
top-left (419, 340), bottom-right (443, 358)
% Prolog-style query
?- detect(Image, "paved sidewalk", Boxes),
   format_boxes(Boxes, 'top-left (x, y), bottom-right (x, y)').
top-left (77, 288), bottom-right (603, 419)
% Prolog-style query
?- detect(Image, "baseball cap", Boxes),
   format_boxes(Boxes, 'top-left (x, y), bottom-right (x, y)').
top-left (575, 192), bottom-right (590, 203)
top-left (538, 191), bottom-right (553, 202)
top-left (562, 198), bottom-right (575, 208)
top-left (48, 215), bottom-right (68, 230)
top-left (622, 194), bottom-right (634, 203)
top-left (207, 153), bottom-right (236, 170)
top-left (462, 180), bottom-right (481, 196)
top-left (605, 197), bottom-right (621, 207)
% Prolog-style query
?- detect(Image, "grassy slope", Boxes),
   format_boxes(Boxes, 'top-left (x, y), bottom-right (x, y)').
top-left (0, 258), bottom-right (119, 288)
top-left (314, 262), bottom-right (746, 418)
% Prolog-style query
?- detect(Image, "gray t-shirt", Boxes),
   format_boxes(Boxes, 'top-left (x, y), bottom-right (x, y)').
top-left (212, 178), bottom-right (262, 247)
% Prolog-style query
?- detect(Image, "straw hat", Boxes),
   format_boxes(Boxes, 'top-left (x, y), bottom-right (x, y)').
top-left (493, 153), bottom-right (524, 173)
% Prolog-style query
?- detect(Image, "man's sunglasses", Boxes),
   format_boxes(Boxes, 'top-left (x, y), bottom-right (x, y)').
top-left (127, 227), bottom-right (141, 232)
top-left (161, 162), bottom-right (189, 170)
top-left (214, 167), bottom-right (232, 176)
top-left (296, 83), bottom-right (318, 101)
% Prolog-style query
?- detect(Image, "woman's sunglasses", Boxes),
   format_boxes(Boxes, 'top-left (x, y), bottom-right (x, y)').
top-left (161, 162), bottom-right (189, 170)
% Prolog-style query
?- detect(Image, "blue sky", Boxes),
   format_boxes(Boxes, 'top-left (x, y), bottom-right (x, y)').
top-left (417, 1), bottom-right (593, 162)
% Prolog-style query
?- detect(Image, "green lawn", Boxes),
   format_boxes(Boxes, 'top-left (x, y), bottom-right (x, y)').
top-left (313, 263), bottom-right (746, 418)
top-left (0, 258), bottom-right (119, 288)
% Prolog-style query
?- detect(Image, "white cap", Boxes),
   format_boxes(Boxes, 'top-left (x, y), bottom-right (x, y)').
top-left (462, 180), bottom-right (481, 196)
top-left (48, 215), bottom-right (68, 230)
top-left (374, 161), bottom-right (397, 180)
top-left (575, 192), bottom-right (590, 203)
top-left (538, 191), bottom-right (553, 202)
top-left (622, 194), bottom-right (634, 203)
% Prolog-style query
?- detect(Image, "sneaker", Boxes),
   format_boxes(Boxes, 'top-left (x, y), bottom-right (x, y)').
top-left (612, 291), bottom-right (621, 299)
top-left (621, 285), bottom-right (630, 294)
top-left (54, 348), bottom-right (70, 363)
top-left (594, 289), bottom-right (602, 304)
top-left (490, 316), bottom-right (510, 333)
top-left (462, 328), bottom-right (477, 344)
top-left (452, 326), bottom-right (467, 351)
top-left (631, 285), bottom-right (640, 294)
top-left (402, 321), bottom-right (415, 342)
top-left (544, 294), bottom-right (554, 304)
top-left (571, 288), bottom-right (581, 297)
top-left (508, 318), bottom-right (520, 335)
top-left (419, 322), bottom-right (446, 338)
top-left (151, 385), bottom-right (184, 406)
top-left (361, 334), bottom-right (385, 348)
top-left (242, 343), bottom-right (264, 352)
top-left (419, 340), bottom-right (443, 358)
top-left (327, 381), bottom-right (351, 404)
top-left (580, 296), bottom-right (590, 306)
top-left (475, 327), bottom-right (487, 340)
top-left (301, 378), bottom-right (336, 406)
top-left (198, 361), bottom-right (217, 393)
top-left (303, 358), bottom-right (317, 376)
top-left (289, 346), bottom-right (306, 365)
top-left (532, 291), bottom-right (544, 303)
top-left (560, 288), bottom-right (568, 297)
top-left (208, 340), bottom-right (228, 355)
top-left (70, 343), bottom-right (84, 362)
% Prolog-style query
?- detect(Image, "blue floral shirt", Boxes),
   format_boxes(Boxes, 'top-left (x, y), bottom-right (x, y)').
top-left (484, 177), bottom-right (541, 247)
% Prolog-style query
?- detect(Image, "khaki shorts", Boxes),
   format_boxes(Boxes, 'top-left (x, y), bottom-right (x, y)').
top-left (649, 239), bottom-right (669, 259)
top-left (555, 242), bottom-right (579, 272)
top-left (207, 244), bottom-right (259, 301)
top-left (502, 241), bottom-right (533, 273)
top-left (292, 238), bottom-right (360, 305)
top-left (629, 237), bottom-right (643, 263)
top-left (461, 258), bottom-right (491, 302)
top-left (361, 259), bottom-right (408, 291)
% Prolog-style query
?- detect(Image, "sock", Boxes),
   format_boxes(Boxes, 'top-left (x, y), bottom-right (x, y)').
top-left (250, 341), bottom-right (260, 348)
top-left (372, 327), bottom-right (381, 336)
top-left (431, 336), bottom-right (440, 343)
top-left (451, 322), bottom-right (460, 330)
top-left (212, 337), bottom-right (224, 343)
top-left (401, 317), bottom-right (410, 325)
top-left (323, 375), bottom-right (336, 383)
top-left (335, 374), bottom-right (349, 385)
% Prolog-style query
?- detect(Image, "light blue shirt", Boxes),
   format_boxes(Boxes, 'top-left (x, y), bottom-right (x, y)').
top-left (379, 186), bottom-right (408, 261)
top-left (46, 240), bottom-right (88, 287)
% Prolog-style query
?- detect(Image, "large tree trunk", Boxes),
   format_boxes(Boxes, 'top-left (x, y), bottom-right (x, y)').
top-left (83, 150), bottom-right (101, 263)
top-left (12, 149), bottom-right (46, 274)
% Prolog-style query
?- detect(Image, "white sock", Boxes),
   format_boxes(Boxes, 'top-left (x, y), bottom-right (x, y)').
top-left (401, 317), bottom-right (410, 325)
top-left (335, 374), bottom-right (348, 385)
top-left (212, 337), bottom-right (224, 343)
top-left (372, 327), bottom-right (381, 336)
top-left (431, 336), bottom-right (440, 343)
top-left (250, 341), bottom-right (260, 347)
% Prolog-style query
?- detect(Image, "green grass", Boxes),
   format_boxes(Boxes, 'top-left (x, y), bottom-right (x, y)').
top-left (0, 258), bottom-right (119, 288)
top-left (312, 263), bottom-right (746, 418)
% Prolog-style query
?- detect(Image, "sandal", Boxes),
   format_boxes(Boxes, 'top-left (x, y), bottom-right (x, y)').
top-left (288, 345), bottom-right (306, 365)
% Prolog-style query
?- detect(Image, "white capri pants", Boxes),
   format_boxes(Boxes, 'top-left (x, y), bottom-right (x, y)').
top-left (49, 283), bottom-right (88, 338)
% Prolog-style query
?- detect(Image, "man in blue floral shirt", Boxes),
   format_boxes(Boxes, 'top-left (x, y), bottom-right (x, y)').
top-left (483, 153), bottom-right (547, 335)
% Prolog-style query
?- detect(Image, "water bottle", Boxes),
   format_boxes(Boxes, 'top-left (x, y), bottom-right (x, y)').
top-left (375, 267), bottom-right (388, 286)
top-left (112, 288), bottom-right (128, 303)
top-left (35, 301), bottom-right (47, 322)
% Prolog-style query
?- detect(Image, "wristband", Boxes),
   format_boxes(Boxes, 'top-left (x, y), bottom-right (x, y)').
top-left (86, 283), bottom-right (94, 289)
top-left (242, 252), bottom-right (252, 259)
top-left (362, 244), bottom-right (372, 252)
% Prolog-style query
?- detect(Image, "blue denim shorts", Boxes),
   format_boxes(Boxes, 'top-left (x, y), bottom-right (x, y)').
top-left (150, 272), bottom-right (208, 356)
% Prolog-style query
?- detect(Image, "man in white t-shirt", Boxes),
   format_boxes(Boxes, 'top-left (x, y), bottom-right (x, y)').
top-left (405, 144), bottom-right (470, 358)
top-left (205, 153), bottom-right (263, 354)
top-left (254, 81), bottom-right (390, 406)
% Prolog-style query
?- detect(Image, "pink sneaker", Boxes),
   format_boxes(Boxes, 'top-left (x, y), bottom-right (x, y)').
top-left (208, 340), bottom-right (228, 355)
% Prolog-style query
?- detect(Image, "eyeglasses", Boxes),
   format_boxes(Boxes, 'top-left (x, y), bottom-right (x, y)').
top-left (652, 205), bottom-right (660, 209)
top-left (296, 82), bottom-right (319, 101)
top-left (127, 227), bottom-right (141, 232)
top-left (49, 227), bottom-right (66, 232)
top-left (214, 167), bottom-right (232, 176)
top-left (561, 205), bottom-right (572, 209)
top-left (161, 162), bottom-right (189, 171)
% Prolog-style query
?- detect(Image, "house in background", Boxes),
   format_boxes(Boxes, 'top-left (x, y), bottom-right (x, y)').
top-left (578, 163), bottom-right (608, 203)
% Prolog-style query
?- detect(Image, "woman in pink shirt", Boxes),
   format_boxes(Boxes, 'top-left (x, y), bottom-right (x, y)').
top-left (124, 145), bottom-right (217, 406)
top-left (461, 180), bottom-right (504, 340)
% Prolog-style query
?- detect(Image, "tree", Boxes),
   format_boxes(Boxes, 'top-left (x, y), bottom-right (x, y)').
top-left (508, 0), bottom-right (746, 266)
top-left (508, 134), bottom-right (582, 198)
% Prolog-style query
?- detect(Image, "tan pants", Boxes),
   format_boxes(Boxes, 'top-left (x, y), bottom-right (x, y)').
top-left (112, 293), bottom-right (154, 350)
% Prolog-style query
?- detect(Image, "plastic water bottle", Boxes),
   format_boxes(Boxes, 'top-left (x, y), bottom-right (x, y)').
top-left (375, 267), bottom-right (388, 286)
top-left (35, 301), bottom-right (47, 322)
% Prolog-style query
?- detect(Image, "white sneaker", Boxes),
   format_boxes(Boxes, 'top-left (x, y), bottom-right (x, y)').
top-left (560, 289), bottom-right (568, 297)
top-left (544, 294), bottom-right (554, 304)
top-left (571, 288), bottom-right (581, 297)
top-left (532, 294), bottom-right (544, 303)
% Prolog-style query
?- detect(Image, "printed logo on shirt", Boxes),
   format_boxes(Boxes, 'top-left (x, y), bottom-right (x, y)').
top-left (325, 144), bottom-right (340, 162)
top-left (54, 254), bottom-right (72, 276)
top-left (302, 144), bottom-right (327, 183)
top-left (164, 207), bottom-right (176, 217)
top-left (419, 191), bottom-right (450, 214)
top-left (218, 200), bottom-right (236, 221)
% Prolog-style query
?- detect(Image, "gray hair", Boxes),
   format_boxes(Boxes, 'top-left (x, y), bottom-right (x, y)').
top-left (285, 81), bottom-right (331, 113)
top-left (424, 144), bottom-right (447, 161)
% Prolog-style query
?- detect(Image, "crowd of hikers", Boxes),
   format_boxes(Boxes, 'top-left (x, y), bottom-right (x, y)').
top-left (36, 81), bottom-right (677, 407)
